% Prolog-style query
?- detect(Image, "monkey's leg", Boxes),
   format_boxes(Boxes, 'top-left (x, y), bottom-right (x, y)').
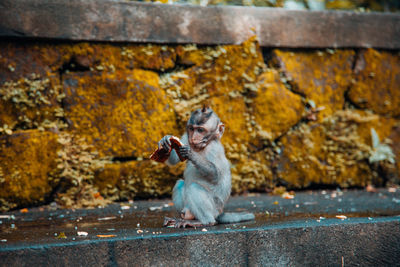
top-left (181, 208), bottom-right (195, 220)
top-left (172, 179), bottom-right (185, 212)
top-left (163, 179), bottom-right (185, 227)
top-left (185, 183), bottom-right (218, 226)
top-left (165, 182), bottom-right (218, 228)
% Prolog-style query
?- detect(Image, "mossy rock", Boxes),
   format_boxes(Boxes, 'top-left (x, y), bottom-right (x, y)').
top-left (0, 42), bottom-right (63, 84)
top-left (348, 49), bottom-right (400, 117)
top-left (62, 69), bottom-right (178, 158)
top-left (162, 36), bottom-right (266, 104)
top-left (250, 69), bottom-right (304, 142)
top-left (0, 74), bottom-right (64, 133)
top-left (209, 95), bottom-right (250, 147)
top-left (0, 130), bottom-right (60, 210)
top-left (276, 110), bottom-right (397, 188)
top-left (272, 49), bottom-right (355, 121)
top-left (0, 41), bottom-right (177, 85)
top-left (57, 42), bottom-right (177, 72)
top-left (388, 123), bottom-right (400, 183)
top-left (94, 160), bottom-right (185, 200)
top-left (231, 148), bottom-right (275, 193)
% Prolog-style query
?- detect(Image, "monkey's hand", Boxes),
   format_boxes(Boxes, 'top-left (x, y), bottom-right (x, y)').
top-left (178, 145), bottom-right (191, 160)
top-left (159, 135), bottom-right (172, 151)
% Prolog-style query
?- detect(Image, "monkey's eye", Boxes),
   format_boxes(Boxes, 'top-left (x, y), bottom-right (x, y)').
top-left (197, 127), bottom-right (205, 134)
top-left (188, 126), bottom-right (194, 131)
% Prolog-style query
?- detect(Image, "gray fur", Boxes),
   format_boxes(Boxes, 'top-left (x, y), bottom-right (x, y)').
top-left (165, 112), bottom-right (254, 225)
top-left (217, 212), bottom-right (255, 224)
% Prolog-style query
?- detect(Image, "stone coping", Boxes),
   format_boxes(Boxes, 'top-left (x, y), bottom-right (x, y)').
top-left (1, 0), bottom-right (400, 48)
top-left (1, 189), bottom-right (400, 266)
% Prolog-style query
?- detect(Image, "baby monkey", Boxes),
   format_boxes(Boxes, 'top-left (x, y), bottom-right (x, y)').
top-left (159, 106), bottom-right (254, 228)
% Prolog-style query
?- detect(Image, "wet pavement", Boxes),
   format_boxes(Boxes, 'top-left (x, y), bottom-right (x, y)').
top-left (1, 188), bottom-right (400, 247)
top-left (1, 188), bottom-right (400, 266)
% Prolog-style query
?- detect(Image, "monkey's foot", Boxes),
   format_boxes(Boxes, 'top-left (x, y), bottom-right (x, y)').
top-left (163, 217), bottom-right (215, 228)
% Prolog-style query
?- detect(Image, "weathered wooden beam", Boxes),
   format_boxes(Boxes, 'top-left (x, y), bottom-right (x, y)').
top-left (0, 0), bottom-right (399, 48)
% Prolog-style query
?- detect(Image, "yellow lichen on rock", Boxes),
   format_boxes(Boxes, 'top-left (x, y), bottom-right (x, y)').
top-left (129, 44), bottom-right (176, 71)
top-left (0, 74), bottom-right (66, 133)
top-left (272, 49), bottom-right (355, 120)
top-left (176, 44), bottom-right (207, 66)
top-left (0, 42), bottom-right (63, 83)
top-left (277, 124), bottom-right (327, 188)
top-left (388, 123), bottom-right (400, 183)
top-left (95, 160), bottom-right (185, 200)
top-left (334, 110), bottom-right (397, 146)
top-left (57, 42), bottom-right (177, 73)
top-left (230, 148), bottom-right (275, 193)
top-left (276, 110), bottom-right (397, 188)
top-left (209, 95), bottom-right (250, 146)
top-left (0, 130), bottom-right (60, 209)
top-left (0, 41), bottom-right (177, 85)
top-left (54, 132), bottom-right (112, 209)
top-left (250, 69), bottom-right (304, 142)
top-left (162, 36), bottom-right (266, 102)
top-left (1, 38), bottom-right (400, 210)
top-left (63, 69), bottom-right (178, 158)
top-left (348, 48), bottom-right (400, 117)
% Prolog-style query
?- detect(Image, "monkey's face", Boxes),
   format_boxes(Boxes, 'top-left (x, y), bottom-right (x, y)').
top-left (187, 117), bottom-right (219, 151)
top-left (187, 124), bottom-right (209, 151)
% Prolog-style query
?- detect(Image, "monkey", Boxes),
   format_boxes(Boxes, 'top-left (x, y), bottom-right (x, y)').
top-left (158, 106), bottom-right (255, 228)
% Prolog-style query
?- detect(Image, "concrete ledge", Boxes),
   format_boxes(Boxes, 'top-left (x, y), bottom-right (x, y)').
top-left (1, 217), bottom-right (399, 266)
top-left (1, 0), bottom-right (400, 48)
top-left (1, 189), bottom-right (400, 266)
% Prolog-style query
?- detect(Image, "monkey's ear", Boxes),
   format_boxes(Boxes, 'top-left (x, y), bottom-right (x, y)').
top-left (218, 123), bottom-right (225, 138)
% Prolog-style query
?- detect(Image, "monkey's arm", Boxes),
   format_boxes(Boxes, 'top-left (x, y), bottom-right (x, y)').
top-left (166, 134), bottom-right (188, 166)
top-left (179, 146), bottom-right (219, 184)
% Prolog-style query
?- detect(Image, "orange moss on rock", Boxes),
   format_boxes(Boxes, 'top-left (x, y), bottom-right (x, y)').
top-left (176, 44), bottom-right (208, 66)
top-left (94, 160), bottom-right (185, 199)
top-left (62, 69), bottom-right (178, 158)
top-left (162, 36), bottom-right (266, 101)
top-left (0, 41), bottom-right (177, 85)
top-left (250, 69), bottom-right (304, 142)
top-left (2, 38), bottom-right (399, 209)
top-left (348, 48), bottom-right (400, 117)
top-left (0, 74), bottom-right (65, 133)
top-left (209, 95), bottom-right (250, 146)
top-left (0, 130), bottom-right (60, 209)
top-left (128, 44), bottom-right (176, 71)
top-left (277, 124), bottom-right (327, 188)
top-left (0, 42), bottom-right (63, 84)
top-left (57, 42), bottom-right (176, 73)
top-left (231, 148), bottom-right (275, 193)
top-left (388, 122), bottom-right (400, 183)
top-left (273, 49), bottom-right (355, 120)
top-left (276, 110), bottom-right (396, 188)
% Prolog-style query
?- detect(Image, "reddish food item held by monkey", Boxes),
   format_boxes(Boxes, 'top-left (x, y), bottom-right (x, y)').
top-left (150, 136), bottom-right (186, 162)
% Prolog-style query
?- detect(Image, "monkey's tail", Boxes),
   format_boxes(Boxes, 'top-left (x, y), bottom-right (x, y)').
top-left (216, 212), bottom-right (255, 224)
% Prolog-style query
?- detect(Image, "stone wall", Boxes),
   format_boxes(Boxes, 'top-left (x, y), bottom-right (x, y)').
top-left (0, 37), bottom-right (399, 210)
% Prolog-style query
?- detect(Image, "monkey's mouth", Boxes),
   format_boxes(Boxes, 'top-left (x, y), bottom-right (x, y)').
top-left (190, 141), bottom-right (207, 151)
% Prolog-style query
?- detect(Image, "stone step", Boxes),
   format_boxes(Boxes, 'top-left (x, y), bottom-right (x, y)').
top-left (1, 189), bottom-right (400, 266)
top-left (1, 0), bottom-right (399, 48)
